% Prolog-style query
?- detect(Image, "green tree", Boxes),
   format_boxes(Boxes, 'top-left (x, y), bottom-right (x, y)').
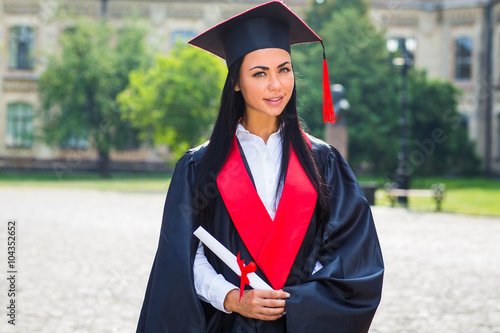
top-left (294, 7), bottom-right (400, 173)
top-left (305, 0), bottom-right (368, 31)
top-left (38, 18), bottom-right (148, 177)
top-left (294, 1), bottom-right (480, 177)
top-left (407, 71), bottom-right (481, 176)
top-left (118, 44), bottom-right (226, 159)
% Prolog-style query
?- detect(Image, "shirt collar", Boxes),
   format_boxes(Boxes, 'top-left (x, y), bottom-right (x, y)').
top-left (236, 122), bottom-right (283, 137)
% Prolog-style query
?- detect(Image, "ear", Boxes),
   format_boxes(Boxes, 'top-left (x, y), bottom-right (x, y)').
top-left (233, 79), bottom-right (240, 92)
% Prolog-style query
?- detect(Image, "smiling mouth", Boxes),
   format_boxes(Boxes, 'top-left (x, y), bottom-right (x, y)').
top-left (265, 97), bottom-right (283, 102)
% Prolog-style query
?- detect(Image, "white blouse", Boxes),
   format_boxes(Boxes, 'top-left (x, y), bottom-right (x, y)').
top-left (193, 124), bottom-right (322, 313)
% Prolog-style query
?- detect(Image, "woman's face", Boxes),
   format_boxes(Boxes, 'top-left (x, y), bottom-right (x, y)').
top-left (236, 48), bottom-right (294, 120)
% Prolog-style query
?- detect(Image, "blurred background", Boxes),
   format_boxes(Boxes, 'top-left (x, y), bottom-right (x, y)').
top-left (1, 0), bottom-right (499, 214)
top-left (1, 1), bottom-right (499, 332)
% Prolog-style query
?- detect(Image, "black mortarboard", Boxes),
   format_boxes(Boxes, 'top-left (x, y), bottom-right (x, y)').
top-left (188, 1), bottom-right (336, 124)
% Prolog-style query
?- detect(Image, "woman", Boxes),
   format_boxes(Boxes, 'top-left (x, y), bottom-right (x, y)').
top-left (136, 2), bottom-right (383, 332)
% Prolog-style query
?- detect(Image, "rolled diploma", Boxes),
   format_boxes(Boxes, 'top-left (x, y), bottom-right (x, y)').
top-left (193, 226), bottom-right (273, 291)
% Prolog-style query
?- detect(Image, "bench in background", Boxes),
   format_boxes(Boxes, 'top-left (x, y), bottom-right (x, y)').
top-left (385, 183), bottom-right (446, 211)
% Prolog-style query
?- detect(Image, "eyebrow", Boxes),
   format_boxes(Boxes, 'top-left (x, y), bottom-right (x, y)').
top-left (249, 61), bottom-right (291, 71)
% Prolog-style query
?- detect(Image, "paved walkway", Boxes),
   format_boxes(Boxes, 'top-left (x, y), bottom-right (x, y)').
top-left (0, 187), bottom-right (498, 333)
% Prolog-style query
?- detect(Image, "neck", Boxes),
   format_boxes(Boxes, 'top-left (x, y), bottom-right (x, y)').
top-left (240, 114), bottom-right (280, 144)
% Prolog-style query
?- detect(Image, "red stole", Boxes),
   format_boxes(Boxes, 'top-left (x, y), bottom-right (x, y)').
top-left (217, 135), bottom-right (317, 290)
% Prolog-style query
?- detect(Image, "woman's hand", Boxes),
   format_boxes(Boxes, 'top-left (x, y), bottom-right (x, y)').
top-left (223, 289), bottom-right (289, 321)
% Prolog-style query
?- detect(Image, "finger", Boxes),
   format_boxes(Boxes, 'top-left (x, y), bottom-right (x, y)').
top-left (244, 294), bottom-right (285, 308)
top-left (258, 306), bottom-right (286, 316)
top-left (254, 289), bottom-right (290, 299)
top-left (254, 312), bottom-right (284, 321)
top-left (260, 298), bottom-right (286, 308)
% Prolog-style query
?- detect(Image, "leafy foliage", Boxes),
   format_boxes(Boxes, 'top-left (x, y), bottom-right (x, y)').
top-left (38, 18), bottom-right (148, 177)
top-left (305, 0), bottom-right (368, 31)
top-left (293, 1), bottom-right (480, 176)
top-left (118, 43), bottom-right (227, 158)
top-left (407, 71), bottom-right (481, 176)
top-left (294, 7), bottom-right (400, 173)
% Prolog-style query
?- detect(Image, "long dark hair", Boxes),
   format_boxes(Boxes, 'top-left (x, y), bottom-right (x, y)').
top-left (196, 56), bottom-right (329, 228)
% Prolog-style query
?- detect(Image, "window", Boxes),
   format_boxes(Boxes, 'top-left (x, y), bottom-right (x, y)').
top-left (6, 103), bottom-right (34, 148)
top-left (59, 134), bottom-right (89, 150)
top-left (455, 37), bottom-right (472, 80)
top-left (170, 30), bottom-right (196, 46)
top-left (8, 26), bottom-right (35, 70)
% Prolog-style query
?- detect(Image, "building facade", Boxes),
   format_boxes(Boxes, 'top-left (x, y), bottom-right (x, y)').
top-left (370, 0), bottom-right (500, 174)
top-left (1, 0), bottom-right (499, 174)
top-left (0, 0), bottom-right (307, 172)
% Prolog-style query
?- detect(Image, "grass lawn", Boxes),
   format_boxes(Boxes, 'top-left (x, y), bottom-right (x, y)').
top-left (0, 172), bottom-right (171, 192)
top-left (1, 172), bottom-right (499, 217)
top-left (359, 176), bottom-right (500, 217)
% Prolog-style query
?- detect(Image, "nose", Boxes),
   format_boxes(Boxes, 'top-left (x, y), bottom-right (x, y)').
top-left (268, 73), bottom-right (281, 91)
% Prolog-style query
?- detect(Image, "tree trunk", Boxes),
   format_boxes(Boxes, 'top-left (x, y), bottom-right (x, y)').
top-left (98, 150), bottom-right (111, 178)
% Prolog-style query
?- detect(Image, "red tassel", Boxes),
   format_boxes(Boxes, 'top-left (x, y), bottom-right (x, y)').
top-left (322, 43), bottom-right (336, 124)
top-left (236, 252), bottom-right (257, 302)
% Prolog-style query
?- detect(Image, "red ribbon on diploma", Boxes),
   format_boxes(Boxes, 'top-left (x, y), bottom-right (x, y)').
top-left (237, 252), bottom-right (256, 302)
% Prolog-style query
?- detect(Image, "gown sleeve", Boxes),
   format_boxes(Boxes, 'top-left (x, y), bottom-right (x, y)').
top-left (283, 146), bottom-right (384, 333)
top-left (136, 150), bottom-right (206, 333)
top-left (193, 240), bottom-right (238, 313)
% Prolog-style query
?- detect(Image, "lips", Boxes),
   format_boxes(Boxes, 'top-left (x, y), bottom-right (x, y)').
top-left (265, 96), bottom-right (283, 102)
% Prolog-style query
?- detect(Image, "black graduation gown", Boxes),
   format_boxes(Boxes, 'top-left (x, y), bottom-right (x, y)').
top-left (136, 135), bottom-right (384, 333)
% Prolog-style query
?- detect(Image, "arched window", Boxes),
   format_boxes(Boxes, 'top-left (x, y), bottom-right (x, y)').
top-left (8, 26), bottom-right (35, 70)
top-left (6, 103), bottom-right (34, 148)
top-left (455, 37), bottom-right (472, 80)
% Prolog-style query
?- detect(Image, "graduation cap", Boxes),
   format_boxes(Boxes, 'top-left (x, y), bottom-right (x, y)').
top-left (188, 0), bottom-right (336, 124)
